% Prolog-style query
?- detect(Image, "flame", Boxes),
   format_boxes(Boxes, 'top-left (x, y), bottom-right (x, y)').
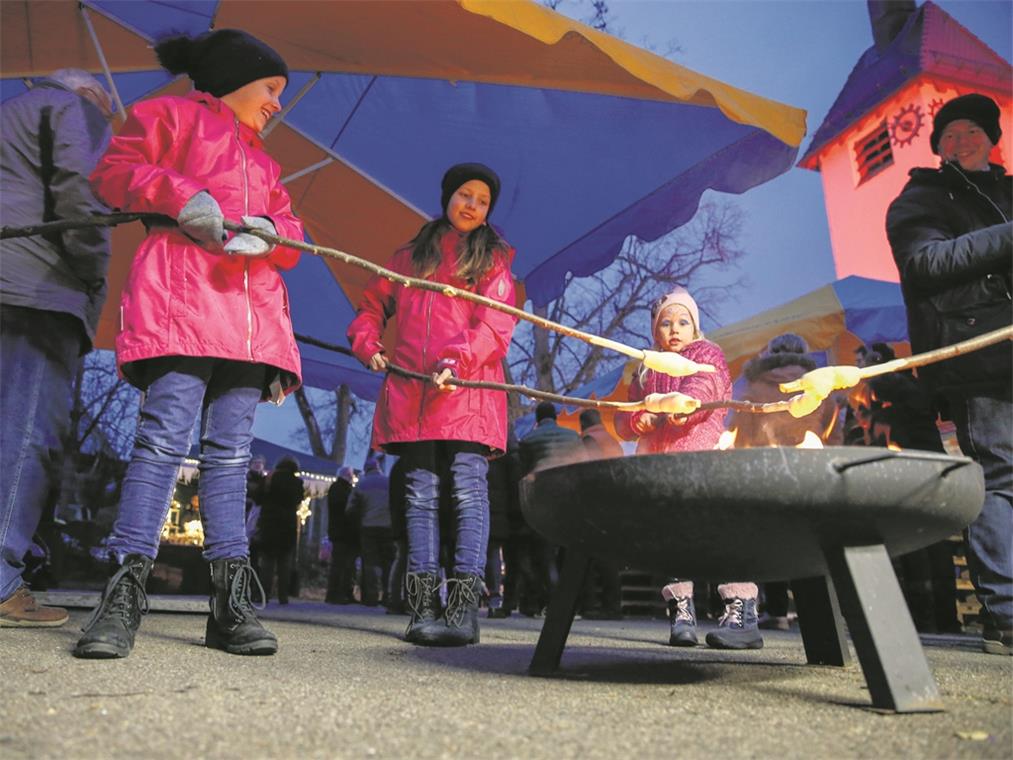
top-left (715, 429), bottom-right (738, 450)
top-left (795, 431), bottom-right (824, 449)
top-left (887, 441), bottom-right (902, 452)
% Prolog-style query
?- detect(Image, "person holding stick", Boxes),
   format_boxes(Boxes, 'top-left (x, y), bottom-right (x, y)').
top-left (74, 29), bottom-right (304, 659)
top-left (886, 92), bottom-right (1012, 656)
top-left (0, 69), bottom-right (113, 627)
top-left (615, 287), bottom-right (763, 650)
top-left (348, 163), bottom-right (517, 646)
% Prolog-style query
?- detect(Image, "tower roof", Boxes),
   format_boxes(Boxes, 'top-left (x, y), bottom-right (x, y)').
top-left (798, 1), bottom-right (1011, 170)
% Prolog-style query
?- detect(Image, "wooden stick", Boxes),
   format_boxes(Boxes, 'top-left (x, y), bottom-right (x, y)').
top-left (385, 362), bottom-right (786, 414)
top-left (858, 325), bottom-right (1013, 380)
top-left (3, 214), bottom-right (706, 374)
top-left (0, 213), bottom-right (171, 238)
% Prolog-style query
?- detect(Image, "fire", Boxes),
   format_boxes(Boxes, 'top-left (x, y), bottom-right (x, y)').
top-left (887, 441), bottom-right (902, 451)
top-left (795, 431), bottom-right (824, 449)
top-left (715, 429), bottom-right (738, 450)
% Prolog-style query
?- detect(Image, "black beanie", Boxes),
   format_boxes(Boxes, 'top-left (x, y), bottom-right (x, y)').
top-left (930, 93), bottom-right (1002, 154)
top-left (154, 29), bottom-right (288, 98)
top-left (440, 163), bottom-right (501, 217)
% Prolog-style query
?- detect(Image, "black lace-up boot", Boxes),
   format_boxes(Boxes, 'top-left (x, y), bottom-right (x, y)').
top-left (404, 572), bottom-right (444, 645)
top-left (436, 572), bottom-right (482, 646)
top-left (74, 554), bottom-right (153, 659)
top-left (205, 557), bottom-right (278, 655)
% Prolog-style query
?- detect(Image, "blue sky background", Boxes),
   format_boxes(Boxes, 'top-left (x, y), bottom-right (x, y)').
top-left (254, 0), bottom-right (1012, 463)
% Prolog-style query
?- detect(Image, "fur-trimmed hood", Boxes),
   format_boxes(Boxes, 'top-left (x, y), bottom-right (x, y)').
top-left (742, 352), bottom-right (816, 383)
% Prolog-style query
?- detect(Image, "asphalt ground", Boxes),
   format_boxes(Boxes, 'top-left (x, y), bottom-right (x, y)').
top-left (2, 600), bottom-right (1011, 759)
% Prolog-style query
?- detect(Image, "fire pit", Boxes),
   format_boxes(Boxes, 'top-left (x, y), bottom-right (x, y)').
top-left (520, 447), bottom-right (984, 713)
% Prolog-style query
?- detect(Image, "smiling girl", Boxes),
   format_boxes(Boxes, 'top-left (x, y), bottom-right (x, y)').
top-left (348, 163), bottom-right (517, 647)
top-left (75, 30), bottom-right (303, 660)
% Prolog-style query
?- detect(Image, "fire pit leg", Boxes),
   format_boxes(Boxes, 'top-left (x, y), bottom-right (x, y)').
top-left (791, 575), bottom-right (850, 667)
top-left (824, 543), bottom-right (945, 713)
top-left (528, 547), bottom-right (591, 676)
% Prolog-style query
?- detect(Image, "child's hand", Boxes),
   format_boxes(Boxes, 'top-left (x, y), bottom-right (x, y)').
top-left (225, 216), bottom-right (276, 256)
top-left (177, 190), bottom-right (226, 250)
top-left (642, 391), bottom-right (700, 415)
top-left (432, 367), bottom-right (455, 391)
top-left (632, 412), bottom-right (659, 435)
top-left (368, 351), bottom-right (388, 371)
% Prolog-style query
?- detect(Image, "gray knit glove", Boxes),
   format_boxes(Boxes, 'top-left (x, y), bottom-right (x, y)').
top-left (224, 215), bottom-right (276, 257)
top-left (177, 191), bottom-right (226, 250)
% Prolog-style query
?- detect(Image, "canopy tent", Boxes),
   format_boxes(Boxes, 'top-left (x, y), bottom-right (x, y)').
top-left (708, 275), bottom-right (910, 379)
top-left (2, 0), bottom-right (806, 399)
top-left (527, 276), bottom-right (911, 440)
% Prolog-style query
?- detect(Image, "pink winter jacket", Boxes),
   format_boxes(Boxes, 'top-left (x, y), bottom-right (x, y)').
top-left (348, 228), bottom-right (517, 454)
top-left (614, 339), bottom-right (731, 453)
top-left (90, 91), bottom-right (303, 399)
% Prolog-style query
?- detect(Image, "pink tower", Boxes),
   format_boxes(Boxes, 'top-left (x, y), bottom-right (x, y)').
top-left (798, 1), bottom-right (1012, 282)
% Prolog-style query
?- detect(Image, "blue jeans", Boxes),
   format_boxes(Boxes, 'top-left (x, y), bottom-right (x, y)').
top-left (398, 441), bottom-right (490, 577)
top-left (108, 357), bottom-right (265, 563)
top-left (949, 393), bottom-right (1013, 630)
top-left (0, 306), bottom-right (83, 600)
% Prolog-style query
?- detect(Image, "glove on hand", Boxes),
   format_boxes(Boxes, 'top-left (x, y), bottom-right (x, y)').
top-left (177, 191), bottom-right (226, 250)
top-left (224, 216), bottom-right (276, 256)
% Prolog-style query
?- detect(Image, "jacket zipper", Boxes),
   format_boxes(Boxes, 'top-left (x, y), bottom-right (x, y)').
top-left (946, 163), bottom-right (1013, 301)
top-left (418, 289), bottom-right (433, 437)
top-left (946, 162), bottom-right (1010, 223)
top-left (235, 117), bottom-right (255, 361)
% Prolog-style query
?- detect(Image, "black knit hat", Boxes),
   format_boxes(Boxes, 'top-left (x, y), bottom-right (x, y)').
top-left (930, 93), bottom-right (1002, 154)
top-left (154, 29), bottom-right (288, 98)
top-left (440, 163), bottom-right (501, 217)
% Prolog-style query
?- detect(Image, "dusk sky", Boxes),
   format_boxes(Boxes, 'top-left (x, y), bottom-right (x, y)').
top-left (605, 0), bottom-right (1012, 326)
top-left (254, 0), bottom-right (1013, 461)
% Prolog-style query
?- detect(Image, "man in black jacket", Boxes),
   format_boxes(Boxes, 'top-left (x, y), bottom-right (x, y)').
top-left (516, 402), bottom-right (586, 615)
top-left (886, 92), bottom-right (1012, 656)
top-left (0, 70), bottom-right (113, 627)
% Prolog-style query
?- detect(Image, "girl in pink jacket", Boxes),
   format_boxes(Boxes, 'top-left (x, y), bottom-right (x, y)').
top-left (348, 163), bottom-right (517, 647)
top-left (76, 30), bottom-right (303, 661)
top-left (615, 288), bottom-right (763, 651)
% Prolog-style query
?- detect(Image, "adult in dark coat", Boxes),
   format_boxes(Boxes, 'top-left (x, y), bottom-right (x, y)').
top-left (578, 409), bottom-right (624, 619)
top-left (325, 467), bottom-right (357, 604)
top-left (886, 93), bottom-right (1011, 655)
top-left (485, 428), bottom-right (520, 617)
top-left (349, 455), bottom-right (394, 607)
top-left (516, 402), bottom-right (587, 616)
top-left (0, 70), bottom-right (113, 628)
top-left (386, 457), bottom-right (408, 613)
top-left (256, 457), bottom-right (305, 604)
top-left (862, 371), bottom-right (960, 633)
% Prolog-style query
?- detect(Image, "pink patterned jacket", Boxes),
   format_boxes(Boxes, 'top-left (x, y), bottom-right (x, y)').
top-left (614, 339), bottom-right (731, 453)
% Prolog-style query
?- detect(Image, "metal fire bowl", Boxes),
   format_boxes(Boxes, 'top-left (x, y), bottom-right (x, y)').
top-left (519, 447), bottom-right (984, 582)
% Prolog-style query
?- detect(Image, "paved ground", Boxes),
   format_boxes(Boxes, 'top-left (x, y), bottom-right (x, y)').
top-left (2, 599), bottom-right (1011, 759)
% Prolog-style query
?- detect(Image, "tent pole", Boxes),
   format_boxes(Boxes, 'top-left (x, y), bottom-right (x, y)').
top-left (80, 4), bottom-right (127, 124)
top-left (282, 158), bottom-right (335, 185)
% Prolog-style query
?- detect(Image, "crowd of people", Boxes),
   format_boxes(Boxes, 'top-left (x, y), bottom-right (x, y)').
top-left (0, 24), bottom-right (1008, 659)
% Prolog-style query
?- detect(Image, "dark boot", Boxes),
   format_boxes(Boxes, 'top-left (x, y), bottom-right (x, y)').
top-left (205, 557), bottom-right (278, 656)
top-left (706, 597), bottom-right (764, 650)
top-left (436, 572), bottom-right (482, 647)
top-left (667, 595), bottom-right (698, 647)
top-left (74, 554), bottom-right (152, 659)
top-left (404, 572), bottom-right (444, 645)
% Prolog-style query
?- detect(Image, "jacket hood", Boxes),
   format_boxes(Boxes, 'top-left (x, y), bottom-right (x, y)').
top-left (742, 352), bottom-right (816, 382)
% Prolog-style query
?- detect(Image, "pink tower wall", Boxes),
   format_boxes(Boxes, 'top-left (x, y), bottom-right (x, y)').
top-left (815, 77), bottom-right (1011, 282)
